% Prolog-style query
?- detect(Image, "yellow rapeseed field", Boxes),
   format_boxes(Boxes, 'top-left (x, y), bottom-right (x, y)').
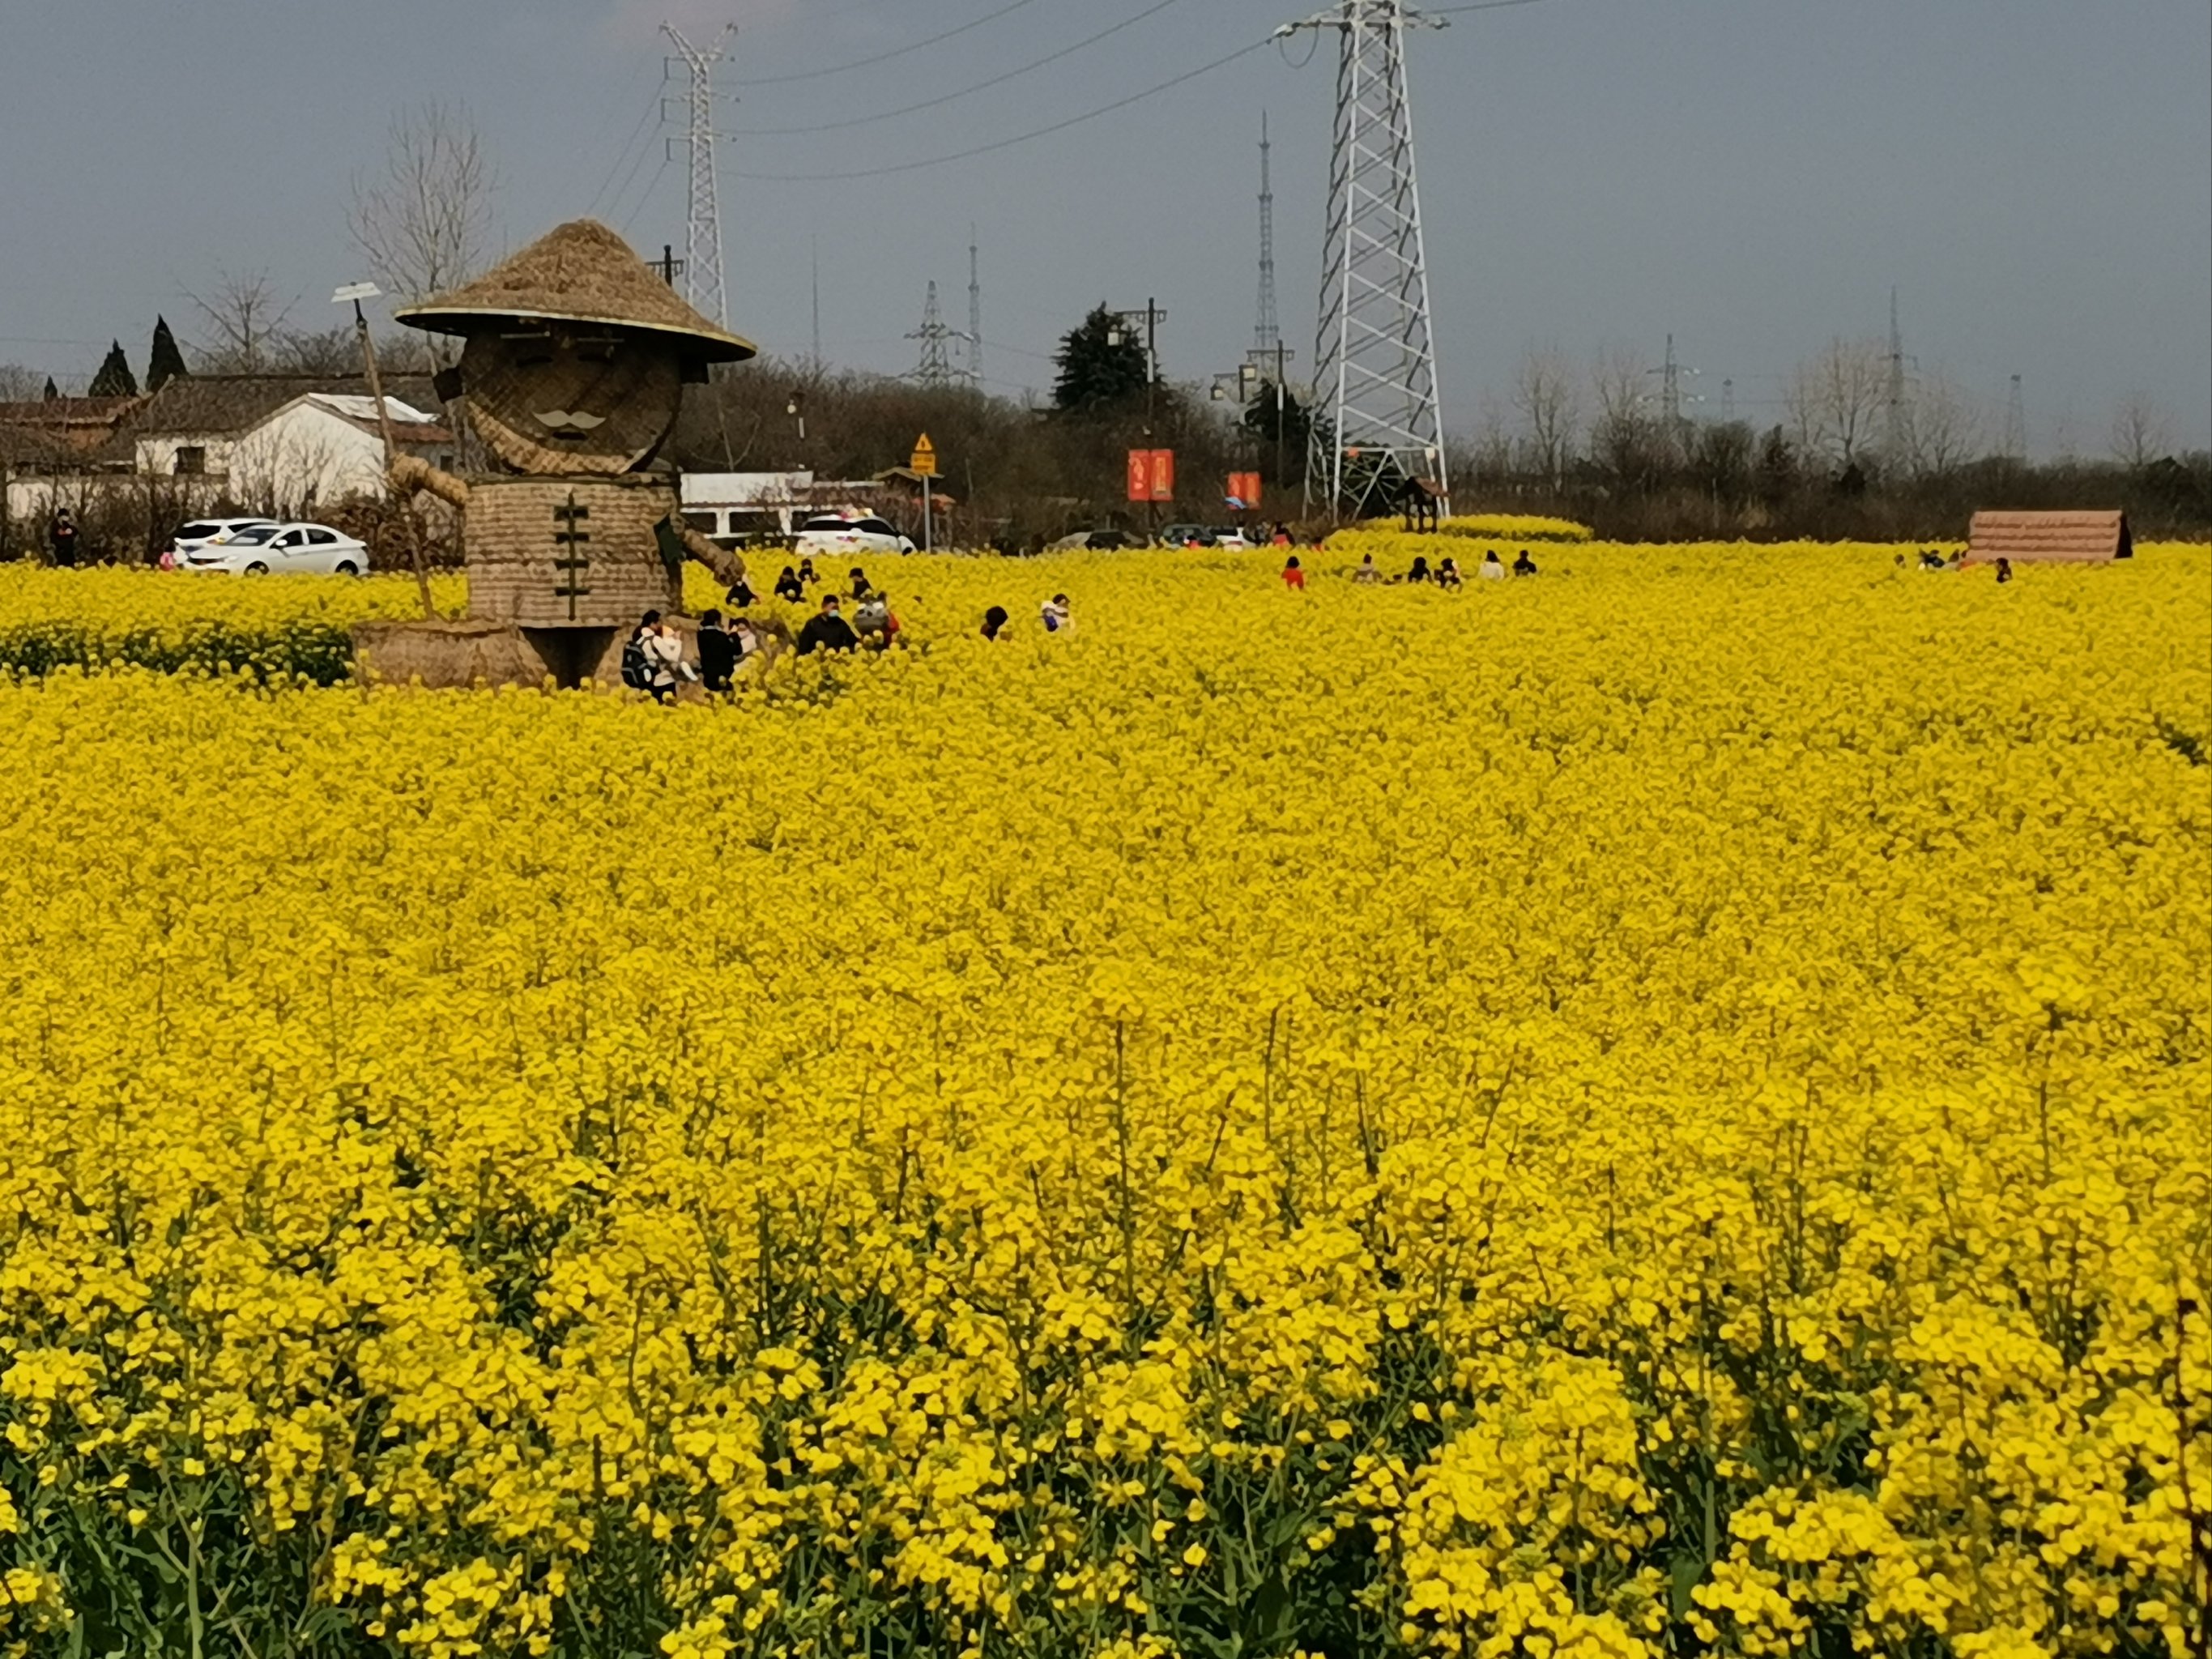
top-left (0, 543), bottom-right (2206, 1659)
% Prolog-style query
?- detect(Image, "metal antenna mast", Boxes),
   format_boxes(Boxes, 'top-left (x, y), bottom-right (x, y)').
top-left (1280, 1), bottom-right (1450, 519)
top-left (663, 23), bottom-right (737, 329)
top-left (2002, 373), bottom-right (2027, 463)
top-left (1884, 286), bottom-right (1907, 471)
top-left (1255, 112), bottom-right (1281, 355)
top-left (810, 234), bottom-right (822, 367)
top-left (909, 281), bottom-right (960, 386)
top-left (968, 229), bottom-right (984, 386)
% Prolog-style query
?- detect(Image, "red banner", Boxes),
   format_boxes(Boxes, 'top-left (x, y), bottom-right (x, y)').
top-left (1127, 449), bottom-right (1175, 503)
top-left (1227, 471), bottom-right (1262, 510)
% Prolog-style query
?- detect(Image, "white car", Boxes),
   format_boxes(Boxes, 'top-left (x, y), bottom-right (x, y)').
top-left (793, 514), bottom-right (916, 559)
top-left (169, 517), bottom-right (277, 559)
top-left (181, 522), bottom-right (371, 575)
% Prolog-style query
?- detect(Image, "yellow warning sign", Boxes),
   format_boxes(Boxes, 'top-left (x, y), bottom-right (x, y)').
top-left (910, 433), bottom-right (938, 477)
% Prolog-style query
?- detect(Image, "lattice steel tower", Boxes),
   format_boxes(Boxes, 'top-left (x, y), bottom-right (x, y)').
top-left (968, 230), bottom-right (984, 385)
top-left (909, 282), bottom-right (960, 387)
top-left (1280, 1), bottom-right (1449, 518)
top-left (663, 23), bottom-right (736, 330)
top-left (1255, 112), bottom-right (1281, 356)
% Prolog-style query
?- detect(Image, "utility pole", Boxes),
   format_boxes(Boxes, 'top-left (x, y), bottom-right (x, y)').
top-left (1721, 377), bottom-right (1734, 424)
top-left (1110, 301), bottom-right (1169, 532)
top-left (909, 281), bottom-right (960, 387)
top-left (2002, 373), bottom-right (2027, 463)
top-left (810, 234), bottom-right (822, 368)
top-left (968, 228), bottom-right (984, 386)
top-left (1280, 0), bottom-right (1449, 520)
top-left (663, 23), bottom-right (736, 330)
top-left (651, 245), bottom-right (687, 288)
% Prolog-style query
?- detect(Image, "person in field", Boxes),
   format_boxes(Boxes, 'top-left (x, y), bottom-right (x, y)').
top-left (623, 610), bottom-right (687, 702)
top-left (1040, 594), bottom-right (1072, 633)
top-left (1352, 553), bottom-right (1382, 584)
top-left (49, 507), bottom-right (79, 568)
top-left (1281, 555), bottom-right (1306, 591)
top-left (798, 557), bottom-right (820, 589)
top-left (1477, 551), bottom-right (1507, 582)
top-left (852, 590), bottom-right (893, 647)
top-left (725, 569), bottom-right (756, 609)
top-left (1271, 522), bottom-right (1293, 547)
top-left (774, 565), bottom-right (805, 602)
top-left (1403, 555), bottom-right (1431, 585)
top-left (1996, 557), bottom-right (2014, 584)
top-left (1513, 549), bottom-right (1538, 577)
top-left (1435, 557), bottom-right (1463, 588)
top-left (797, 593), bottom-right (859, 655)
top-left (696, 609), bottom-right (738, 693)
top-left (981, 604), bottom-right (1010, 640)
top-left (850, 567), bottom-right (874, 600)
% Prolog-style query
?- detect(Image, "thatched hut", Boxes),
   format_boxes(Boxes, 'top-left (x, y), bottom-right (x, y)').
top-left (1967, 510), bottom-right (2133, 565)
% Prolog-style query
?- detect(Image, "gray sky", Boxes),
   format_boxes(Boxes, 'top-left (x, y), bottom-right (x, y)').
top-left (4, 0), bottom-right (2207, 456)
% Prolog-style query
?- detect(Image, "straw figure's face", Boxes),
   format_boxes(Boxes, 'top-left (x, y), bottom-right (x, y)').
top-left (460, 325), bottom-right (684, 476)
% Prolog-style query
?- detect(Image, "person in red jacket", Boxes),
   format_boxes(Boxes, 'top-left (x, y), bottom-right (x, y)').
top-left (1281, 555), bottom-right (1306, 591)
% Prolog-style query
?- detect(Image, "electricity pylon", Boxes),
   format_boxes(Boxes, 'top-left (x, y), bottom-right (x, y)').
top-left (968, 231), bottom-right (984, 386)
top-left (663, 23), bottom-right (736, 330)
top-left (909, 282), bottom-right (961, 387)
top-left (1279, 1), bottom-right (1449, 519)
top-left (1255, 112), bottom-right (1281, 357)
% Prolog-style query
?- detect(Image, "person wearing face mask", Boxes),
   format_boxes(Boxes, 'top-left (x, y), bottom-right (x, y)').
top-left (797, 592), bottom-right (859, 655)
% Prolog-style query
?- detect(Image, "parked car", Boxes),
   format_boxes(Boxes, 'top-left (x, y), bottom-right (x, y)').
top-left (168, 518), bottom-right (277, 561)
top-left (1210, 527), bottom-right (1255, 549)
top-left (180, 522), bottom-right (371, 575)
top-left (1159, 523), bottom-right (1218, 547)
top-left (1043, 529), bottom-right (1138, 552)
top-left (793, 514), bottom-right (916, 559)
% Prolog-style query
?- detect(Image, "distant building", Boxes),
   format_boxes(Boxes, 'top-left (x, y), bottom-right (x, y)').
top-left (4, 374), bottom-right (450, 535)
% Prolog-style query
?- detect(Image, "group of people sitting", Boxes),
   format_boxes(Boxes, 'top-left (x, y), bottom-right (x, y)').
top-left (1332, 548), bottom-right (1541, 587)
top-left (623, 567), bottom-right (1081, 700)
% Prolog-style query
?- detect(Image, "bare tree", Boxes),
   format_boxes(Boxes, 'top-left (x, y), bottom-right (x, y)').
top-left (1902, 370), bottom-right (1983, 480)
top-left (1588, 343), bottom-right (1656, 484)
top-left (1785, 339), bottom-right (1887, 468)
top-left (351, 101), bottom-right (497, 359)
top-left (0, 365), bottom-right (44, 402)
top-left (2108, 390), bottom-right (2175, 470)
top-left (185, 269), bottom-right (296, 373)
top-left (1511, 345), bottom-right (1581, 486)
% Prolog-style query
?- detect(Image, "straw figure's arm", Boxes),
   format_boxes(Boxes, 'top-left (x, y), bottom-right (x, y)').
top-left (387, 454), bottom-right (471, 510)
top-left (679, 523), bottom-right (747, 588)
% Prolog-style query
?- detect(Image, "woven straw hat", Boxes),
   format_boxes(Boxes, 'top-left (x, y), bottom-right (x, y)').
top-left (395, 220), bottom-right (756, 364)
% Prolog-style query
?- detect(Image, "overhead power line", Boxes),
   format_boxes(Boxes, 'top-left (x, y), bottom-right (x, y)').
top-left (731, 0), bottom-right (1041, 86)
top-left (728, 34), bottom-right (1274, 181)
top-left (730, 0), bottom-right (1188, 136)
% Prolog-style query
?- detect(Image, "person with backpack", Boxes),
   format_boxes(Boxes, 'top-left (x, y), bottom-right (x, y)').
top-left (621, 611), bottom-right (684, 702)
top-left (1040, 594), bottom-right (1072, 634)
top-left (851, 591), bottom-right (893, 648)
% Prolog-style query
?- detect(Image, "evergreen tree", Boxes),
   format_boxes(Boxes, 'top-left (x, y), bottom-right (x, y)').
top-left (147, 316), bottom-right (188, 393)
top-left (87, 341), bottom-right (139, 399)
top-left (1052, 305), bottom-right (1149, 412)
top-left (41, 378), bottom-right (58, 403)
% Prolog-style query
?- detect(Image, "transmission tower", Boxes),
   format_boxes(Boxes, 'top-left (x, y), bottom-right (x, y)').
top-left (968, 230), bottom-right (984, 385)
top-left (1280, 2), bottom-right (1450, 518)
top-left (1721, 377), bottom-right (1735, 424)
top-left (663, 23), bottom-right (736, 330)
top-left (2002, 373), bottom-right (2027, 463)
top-left (1255, 112), bottom-right (1281, 356)
top-left (909, 281), bottom-right (961, 387)
top-left (1883, 287), bottom-right (1908, 472)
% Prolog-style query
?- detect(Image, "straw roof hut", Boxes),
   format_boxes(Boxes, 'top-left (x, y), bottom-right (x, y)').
top-left (1967, 510), bottom-right (2133, 564)
top-left (396, 220), bottom-right (757, 365)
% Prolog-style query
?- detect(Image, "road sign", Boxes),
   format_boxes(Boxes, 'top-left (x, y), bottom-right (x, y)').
top-left (910, 433), bottom-right (937, 477)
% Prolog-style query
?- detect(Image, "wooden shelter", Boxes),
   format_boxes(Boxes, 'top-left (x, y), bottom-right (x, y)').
top-left (1967, 510), bottom-right (2133, 565)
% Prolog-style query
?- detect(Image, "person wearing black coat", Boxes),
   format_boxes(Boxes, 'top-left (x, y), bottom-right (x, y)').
top-left (796, 595), bottom-right (860, 655)
top-left (774, 565), bottom-right (805, 602)
top-left (697, 609), bottom-right (739, 691)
